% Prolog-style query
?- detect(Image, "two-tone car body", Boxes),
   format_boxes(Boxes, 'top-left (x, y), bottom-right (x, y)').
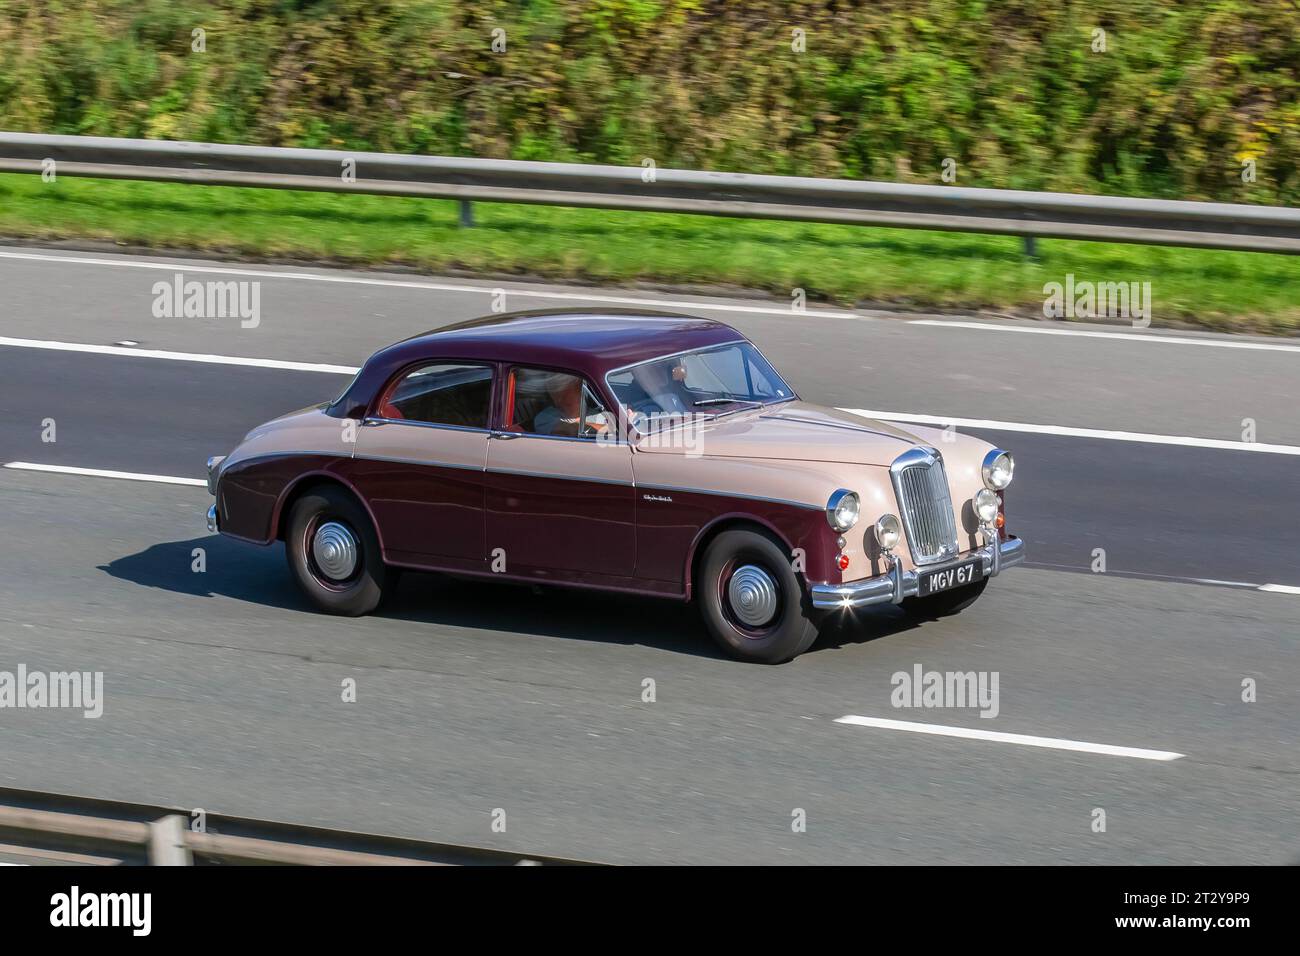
top-left (207, 310), bottom-right (1023, 662)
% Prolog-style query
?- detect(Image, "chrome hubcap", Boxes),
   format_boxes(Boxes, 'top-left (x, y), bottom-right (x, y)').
top-left (311, 521), bottom-right (358, 581)
top-left (728, 564), bottom-right (779, 628)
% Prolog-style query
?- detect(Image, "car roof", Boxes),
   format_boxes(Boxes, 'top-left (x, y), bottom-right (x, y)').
top-left (330, 309), bottom-right (747, 417)
top-left (400, 309), bottom-right (742, 370)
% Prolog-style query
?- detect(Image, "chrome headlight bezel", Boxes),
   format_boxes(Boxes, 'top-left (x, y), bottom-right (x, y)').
top-left (206, 455), bottom-right (226, 496)
top-left (974, 488), bottom-right (1000, 524)
top-left (873, 513), bottom-right (902, 552)
top-left (981, 449), bottom-right (1014, 491)
top-left (826, 489), bottom-right (860, 532)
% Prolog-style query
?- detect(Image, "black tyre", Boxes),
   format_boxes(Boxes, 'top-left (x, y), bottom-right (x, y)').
top-left (901, 577), bottom-right (988, 619)
top-left (698, 529), bottom-right (819, 664)
top-left (286, 485), bottom-right (389, 616)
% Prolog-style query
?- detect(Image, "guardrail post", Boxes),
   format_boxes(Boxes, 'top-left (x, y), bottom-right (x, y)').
top-left (1022, 235), bottom-right (1039, 260)
top-left (148, 814), bottom-right (193, 865)
top-left (459, 200), bottom-right (474, 228)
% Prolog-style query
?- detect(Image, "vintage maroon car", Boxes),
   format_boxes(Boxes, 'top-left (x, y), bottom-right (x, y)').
top-left (205, 310), bottom-right (1023, 663)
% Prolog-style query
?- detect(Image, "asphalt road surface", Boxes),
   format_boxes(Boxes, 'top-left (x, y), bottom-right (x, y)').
top-left (0, 245), bottom-right (1296, 864)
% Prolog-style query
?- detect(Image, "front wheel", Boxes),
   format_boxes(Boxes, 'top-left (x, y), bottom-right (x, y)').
top-left (901, 577), bottom-right (988, 619)
top-left (698, 529), bottom-right (819, 664)
top-left (286, 485), bottom-right (390, 615)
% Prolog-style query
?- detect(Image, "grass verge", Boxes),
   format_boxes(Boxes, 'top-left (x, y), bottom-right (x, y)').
top-left (0, 174), bottom-right (1296, 334)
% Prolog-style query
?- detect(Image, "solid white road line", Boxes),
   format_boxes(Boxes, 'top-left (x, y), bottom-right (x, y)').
top-left (833, 715), bottom-right (1185, 761)
top-left (910, 319), bottom-right (1300, 354)
top-left (1258, 584), bottom-right (1300, 595)
top-left (3, 462), bottom-right (206, 487)
top-left (838, 407), bottom-right (1300, 456)
top-left (0, 335), bottom-right (359, 375)
top-left (0, 249), bottom-right (859, 319)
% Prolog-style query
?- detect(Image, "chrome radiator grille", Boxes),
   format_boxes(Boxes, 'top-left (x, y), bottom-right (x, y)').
top-left (890, 448), bottom-right (959, 565)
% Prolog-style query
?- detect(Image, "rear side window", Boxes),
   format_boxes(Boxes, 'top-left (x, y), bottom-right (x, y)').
top-left (378, 363), bottom-right (492, 428)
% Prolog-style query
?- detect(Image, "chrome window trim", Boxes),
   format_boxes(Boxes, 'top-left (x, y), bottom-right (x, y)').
top-left (364, 417), bottom-right (492, 435)
top-left (373, 359), bottom-right (495, 431)
top-left (502, 364), bottom-right (623, 443)
top-left (489, 430), bottom-right (628, 446)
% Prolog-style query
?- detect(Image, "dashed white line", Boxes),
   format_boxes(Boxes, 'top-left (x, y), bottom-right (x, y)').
top-left (1258, 583), bottom-right (1300, 595)
top-left (0, 249), bottom-right (859, 319)
top-left (0, 336), bottom-right (358, 375)
top-left (838, 407), bottom-right (1300, 456)
top-left (910, 319), bottom-right (1300, 354)
top-left (3, 462), bottom-right (206, 487)
top-left (833, 715), bottom-right (1185, 761)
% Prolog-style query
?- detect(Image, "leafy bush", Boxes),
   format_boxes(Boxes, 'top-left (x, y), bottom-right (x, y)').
top-left (0, 0), bottom-right (1296, 202)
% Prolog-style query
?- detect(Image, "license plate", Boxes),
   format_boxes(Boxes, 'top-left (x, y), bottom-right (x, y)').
top-left (917, 558), bottom-right (983, 596)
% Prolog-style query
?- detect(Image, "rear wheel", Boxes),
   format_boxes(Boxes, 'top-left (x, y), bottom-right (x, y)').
top-left (902, 577), bottom-right (988, 619)
top-left (286, 485), bottom-right (390, 615)
top-left (698, 529), bottom-right (819, 664)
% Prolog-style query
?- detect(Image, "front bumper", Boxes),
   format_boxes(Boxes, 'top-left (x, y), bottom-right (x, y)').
top-left (205, 455), bottom-right (225, 533)
top-left (810, 535), bottom-right (1024, 610)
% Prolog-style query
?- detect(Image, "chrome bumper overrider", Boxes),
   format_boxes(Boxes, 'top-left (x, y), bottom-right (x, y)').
top-left (206, 504), bottom-right (218, 534)
top-left (810, 535), bottom-right (1024, 610)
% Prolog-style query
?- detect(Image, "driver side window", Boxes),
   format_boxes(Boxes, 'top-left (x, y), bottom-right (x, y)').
top-left (506, 367), bottom-right (611, 439)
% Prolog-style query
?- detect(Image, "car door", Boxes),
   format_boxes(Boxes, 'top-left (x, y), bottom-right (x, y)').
top-left (350, 361), bottom-right (493, 568)
top-left (484, 365), bottom-right (635, 579)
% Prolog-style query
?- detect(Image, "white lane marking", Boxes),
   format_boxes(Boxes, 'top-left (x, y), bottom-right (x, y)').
top-left (834, 715), bottom-right (1185, 761)
top-left (0, 249), bottom-right (859, 319)
top-left (0, 336), bottom-right (359, 375)
top-left (1, 335), bottom-right (1294, 457)
top-left (4, 322), bottom-right (1299, 462)
top-left (3, 462), bottom-right (206, 487)
top-left (839, 407), bottom-right (1300, 456)
top-left (1259, 583), bottom-right (1300, 595)
top-left (911, 319), bottom-right (1300, 354)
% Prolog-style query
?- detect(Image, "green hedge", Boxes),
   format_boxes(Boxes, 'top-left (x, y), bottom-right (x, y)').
top-left (1, 0), bottom-right (1297, 203)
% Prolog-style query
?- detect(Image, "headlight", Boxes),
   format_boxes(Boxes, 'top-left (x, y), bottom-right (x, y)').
top-left (974, 488), bottom-right (1000, 524)
top-left (206, 455), bottom-right (226, 496)
top-left (826, 489), bottom-right (860, 532)
top-left (873, 513), bottom-right (901, 552)
top-left (981, 449), bottom-right (1014, 490)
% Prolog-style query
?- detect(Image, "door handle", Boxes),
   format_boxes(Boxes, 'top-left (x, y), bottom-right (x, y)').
top-left (490, 431), bottom-right (522, 440)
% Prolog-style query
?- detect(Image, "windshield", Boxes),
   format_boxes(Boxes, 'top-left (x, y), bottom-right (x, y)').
top-left (605, 342), bottom-right (794, 429)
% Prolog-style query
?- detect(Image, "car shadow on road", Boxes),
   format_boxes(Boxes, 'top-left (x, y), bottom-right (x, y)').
top-left (101, 536), bottom-right (923, 661)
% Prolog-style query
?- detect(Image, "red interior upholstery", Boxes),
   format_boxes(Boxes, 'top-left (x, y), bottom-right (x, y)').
top-left (376, 379), bottom-right (405, 419)
top-left (504, 370), bottom-right (522, 430)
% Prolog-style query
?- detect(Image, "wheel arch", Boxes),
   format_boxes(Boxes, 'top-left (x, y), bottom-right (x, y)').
top-left (683, 513), bottom-right (795, 602)
top-left (273, 471), bottom-right (385, 553)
